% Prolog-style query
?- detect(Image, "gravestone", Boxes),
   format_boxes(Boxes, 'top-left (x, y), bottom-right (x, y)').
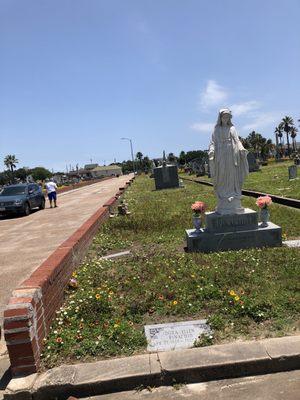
top-left (144, 320), bottom-right (211, 352)
top-left (247, 153), bottom-right (260, 172)
top-left (153, 164), bottom-right (179, 189)
top-left (288, 165), bottom-right (297, 180)
top-left (189, 158), bottom-right (206, 176)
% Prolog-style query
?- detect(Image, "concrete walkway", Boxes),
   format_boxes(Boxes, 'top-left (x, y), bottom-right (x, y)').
top-left (86, 370), bottom-right (300, 400)
top-left (0, 175), bottom-right (131, 324)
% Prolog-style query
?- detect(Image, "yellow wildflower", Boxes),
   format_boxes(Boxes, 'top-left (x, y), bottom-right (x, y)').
top-left (95, 294), bottom-right (101, 300)
top-left (172, 300), bottom-right (178, 305)
top-left (234, 295), bottom-right (240, 301)
top-left (229, 290), bottom-right (236, 296)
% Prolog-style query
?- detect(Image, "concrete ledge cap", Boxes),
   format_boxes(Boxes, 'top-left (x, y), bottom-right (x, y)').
top-left (261, 336), bottom-right (300, 358)
top-left (158, 340), bottom-right (268, 372)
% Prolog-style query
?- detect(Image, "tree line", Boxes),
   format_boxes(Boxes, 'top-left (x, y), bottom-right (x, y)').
top-left (3, 115), bottom-right (298, 181)
top-left (1, 155), bottom-right (52, 185)
top-left (274, 116), bottom-right (298, 157)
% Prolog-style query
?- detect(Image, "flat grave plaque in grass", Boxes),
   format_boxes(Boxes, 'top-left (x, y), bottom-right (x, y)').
top-left (144, 319), bottom-right (211, 352)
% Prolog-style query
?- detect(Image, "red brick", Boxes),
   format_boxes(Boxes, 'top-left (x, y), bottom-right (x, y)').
top-left (5, 329), bottom-right (32, 343)
top-left (8, 297), bottom-right (34, 306)
top-left (11, 364), bottom-right (38, 375)
top-left (4, 308), bottom-right (29, 318)
top-left (7, 340), bottom-right (38, 360)
top-left (4, 319), bottom-right (31, 331)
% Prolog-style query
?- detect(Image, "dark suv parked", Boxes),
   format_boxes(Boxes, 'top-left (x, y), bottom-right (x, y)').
top-left (0, 183), bottom-right (45, 216)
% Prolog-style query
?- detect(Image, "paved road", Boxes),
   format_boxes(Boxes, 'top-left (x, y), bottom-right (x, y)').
top-left (86, 370), bottom-right (300, 400)
top-left (0, 175), bottom-right (131, 324)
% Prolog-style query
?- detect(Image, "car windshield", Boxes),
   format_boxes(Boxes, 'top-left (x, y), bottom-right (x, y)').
top-left (0, 186), bottom-right (27, 196)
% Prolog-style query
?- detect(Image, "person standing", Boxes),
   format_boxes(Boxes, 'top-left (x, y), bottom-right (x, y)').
top-left (45, 178), bottom-right (58, 208)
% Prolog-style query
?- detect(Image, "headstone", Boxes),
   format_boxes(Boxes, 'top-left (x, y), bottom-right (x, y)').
top-left (189, 158), bottom-right (206, 176)
top-left (186, 222), bottom-right (282, 253)
top-left (247, 153), bottom-right (260, 172)
top-left (144, 320), bottom-right (211, 352)
top-left (153, 164), bottom-right (179, 190)
top-left (288, 165), bottom-right (297, 180)
top-left (205, 208), bottom-right (258, 233)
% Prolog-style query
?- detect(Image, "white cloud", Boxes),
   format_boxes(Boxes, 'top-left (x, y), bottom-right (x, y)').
top-left (242, 112), bottom-right (279, 132)
top-left (190, 122), bottom-right (214, 133)
top-left (230, 101), bottom-right (261, 117)
top-left (199, 80), bottom-right (228, 110)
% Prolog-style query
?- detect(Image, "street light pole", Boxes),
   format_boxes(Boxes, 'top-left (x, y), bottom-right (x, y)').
top-left (121, 137), bottom-right (136, 174)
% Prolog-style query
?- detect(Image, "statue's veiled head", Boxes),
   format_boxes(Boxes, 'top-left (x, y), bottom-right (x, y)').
top-left (216, 108), bottom-right (233, 127)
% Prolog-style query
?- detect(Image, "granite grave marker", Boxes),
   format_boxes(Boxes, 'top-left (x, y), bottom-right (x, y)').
top-left (247, 152), bottom-right (260, 172)
top-left (144, 320), bottom-right (211, 352)
top-left (288, 165), bottom-right (297, 180)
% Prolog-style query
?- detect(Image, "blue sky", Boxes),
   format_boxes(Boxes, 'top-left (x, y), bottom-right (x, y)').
top-left (1, 0), bottom-right (299, 172)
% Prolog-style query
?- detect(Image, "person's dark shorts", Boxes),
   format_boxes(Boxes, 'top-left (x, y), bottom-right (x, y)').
top-left (48, 192), bottom-right (57, 201)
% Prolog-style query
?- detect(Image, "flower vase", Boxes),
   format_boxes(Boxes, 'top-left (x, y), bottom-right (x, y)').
top-left (260, 208), bottom-right (270, 227)
top-left (193, 215), bottom-right (202, 231)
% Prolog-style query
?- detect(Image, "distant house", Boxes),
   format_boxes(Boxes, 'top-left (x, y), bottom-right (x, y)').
top-left (91, 165), bottom-right (122, 178)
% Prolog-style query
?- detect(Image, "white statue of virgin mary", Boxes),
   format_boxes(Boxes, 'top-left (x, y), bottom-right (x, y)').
top-left (208, 109), bottom-right (249, 215)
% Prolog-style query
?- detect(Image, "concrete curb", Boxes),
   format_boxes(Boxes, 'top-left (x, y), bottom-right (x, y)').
top-left (4, 336), bottom-right (300, 399)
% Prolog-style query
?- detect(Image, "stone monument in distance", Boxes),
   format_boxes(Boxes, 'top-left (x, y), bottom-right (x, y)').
top-left (186, 108), bottom-right (282, 252)
top-left (153, 151), bottom-right (179, 190)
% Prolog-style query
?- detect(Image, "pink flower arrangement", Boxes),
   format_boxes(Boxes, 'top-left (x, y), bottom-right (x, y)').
top-left (69, 278), bottom-right (78, 289)
top-left (191, 201), bottom-right (207, 214)
top-left (256, 195), bottom-right (272, 209)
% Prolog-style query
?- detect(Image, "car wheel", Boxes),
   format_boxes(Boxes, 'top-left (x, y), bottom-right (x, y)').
top-left (39, 198), bottom-right (45, 210)
top-left (23, 202), bottom-right (31, 216)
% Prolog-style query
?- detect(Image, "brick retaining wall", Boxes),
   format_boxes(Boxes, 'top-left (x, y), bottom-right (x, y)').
top-left (3, 177), bottom-right (134, 376)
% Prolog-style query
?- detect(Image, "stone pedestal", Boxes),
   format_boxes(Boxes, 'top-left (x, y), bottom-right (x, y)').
top-left (206, 208), bottom-right (258, 232)
top-left (154, 165), bottom-right (179, 190)
top-left (186, 208), bottom-right (282, 253)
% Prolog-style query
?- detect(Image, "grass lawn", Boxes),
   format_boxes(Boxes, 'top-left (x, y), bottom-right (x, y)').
top-left (181, 159), bottom-right (300, 199)
top-left (42, 176), bottom-right (300, 368)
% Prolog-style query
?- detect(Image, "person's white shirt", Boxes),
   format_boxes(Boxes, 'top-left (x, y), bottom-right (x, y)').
top-left (45, 181), bottom-right (57, 193)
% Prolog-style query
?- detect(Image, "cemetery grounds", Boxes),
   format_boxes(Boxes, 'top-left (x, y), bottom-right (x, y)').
top-left (184, 159), bottom-right (300, 200)
top-left (42, 174), bottom-right (300, 368)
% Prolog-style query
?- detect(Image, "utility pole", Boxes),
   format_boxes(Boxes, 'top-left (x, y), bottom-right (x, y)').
top-left (121, 137), bottom-right (136, 174)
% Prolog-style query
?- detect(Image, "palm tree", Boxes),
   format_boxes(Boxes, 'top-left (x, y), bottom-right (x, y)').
top-left (247, 131), bottom-right (264, 158)
top-left (275, 126), bottom-right (283, 157)
top-left (279, 116), bottom-right (294, 156)
top-left (4, 154), bottom-right (19, 172)
top-left (136, 152), bottom-right (143, 161)
top-left (136, 152), bottom-right (143, 170)
top-left (290, 127), bottom-right (298, 152)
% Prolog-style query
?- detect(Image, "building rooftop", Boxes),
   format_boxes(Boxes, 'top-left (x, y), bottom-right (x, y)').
top-left (84, 163), bottom-right (99, 170)
top-left (91, 165), bottom-right (122, 172)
